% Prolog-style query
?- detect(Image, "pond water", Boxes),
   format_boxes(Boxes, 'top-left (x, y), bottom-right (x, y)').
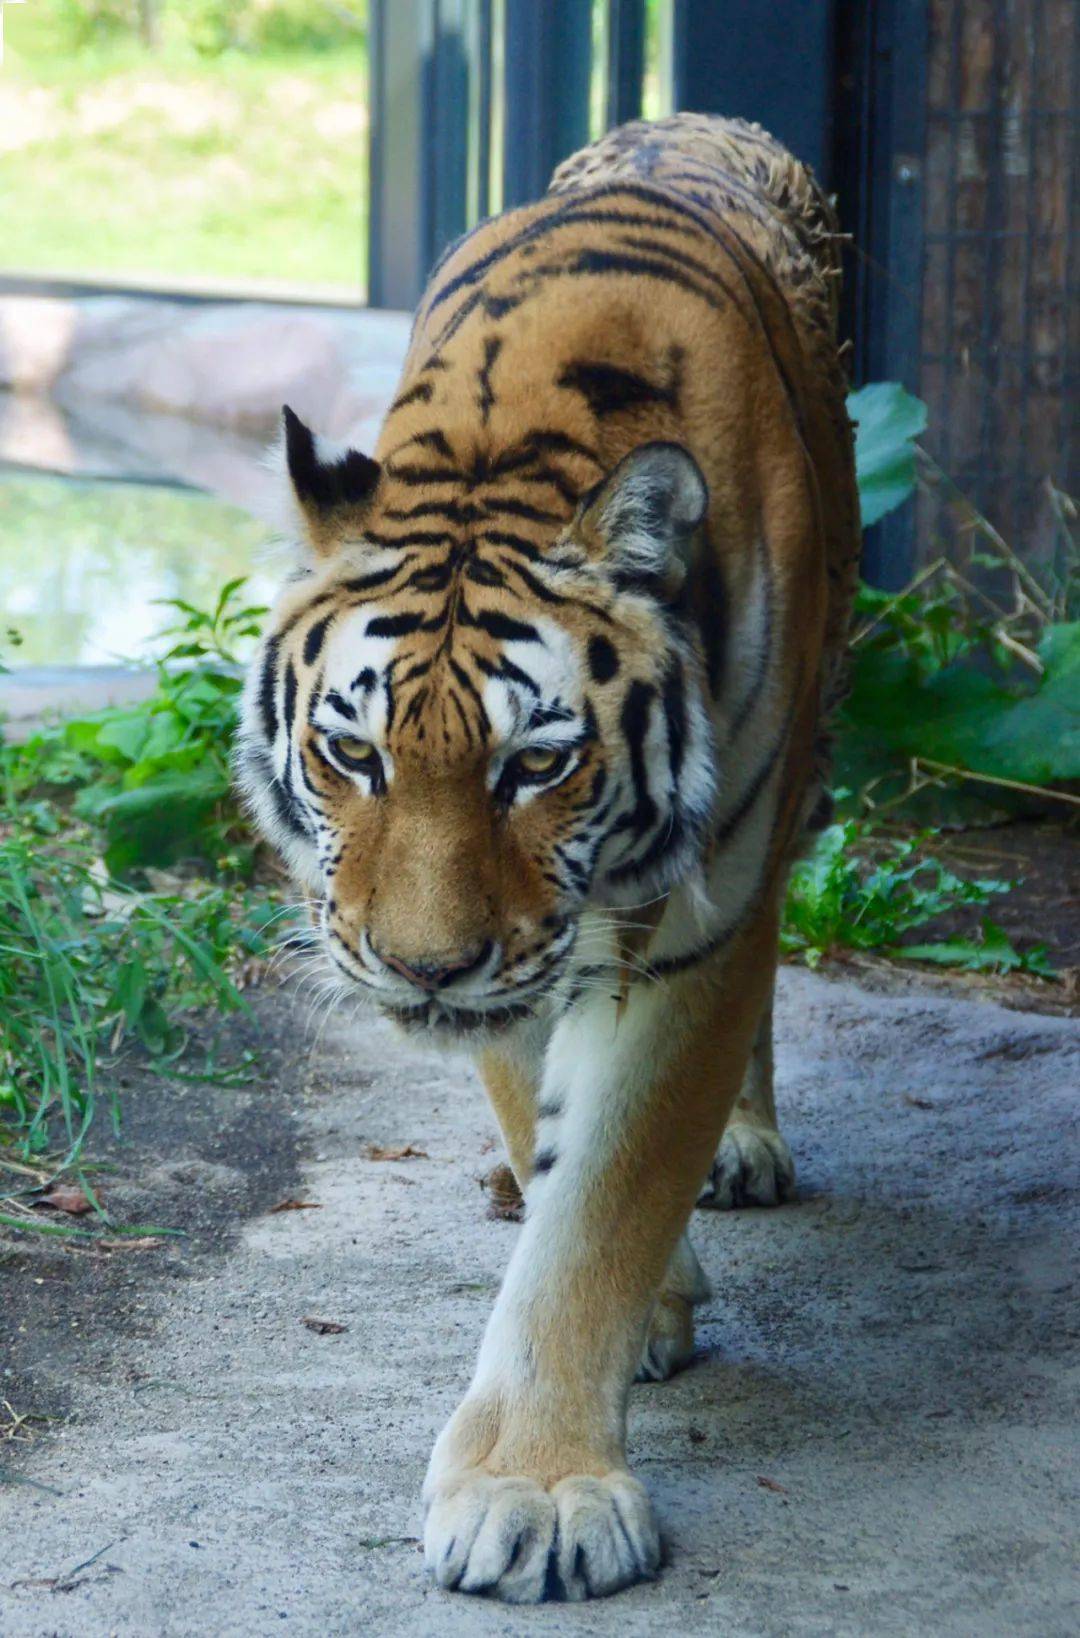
top-left (0, 469), bottom-right (278, 669)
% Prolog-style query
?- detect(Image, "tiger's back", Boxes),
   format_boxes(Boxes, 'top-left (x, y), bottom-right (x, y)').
top-left (380, 112), bottom-right (858, 857)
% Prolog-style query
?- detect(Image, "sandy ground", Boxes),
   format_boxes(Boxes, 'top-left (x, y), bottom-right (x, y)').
top-left (2, 967), bottom-right (1079, 1636)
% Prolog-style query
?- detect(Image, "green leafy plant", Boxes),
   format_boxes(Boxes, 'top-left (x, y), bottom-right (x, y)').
top-left (841, 381), bottom-right (1079, 822)
top-left (782, 817), bottom-right (1054, 977)
top-left (12, 579), bottom-right (265, 878)
top-left (848, 381), bottom-right (927, 527)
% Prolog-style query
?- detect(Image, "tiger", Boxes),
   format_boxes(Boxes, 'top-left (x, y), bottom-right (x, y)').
top-left (237, 112), bottom-right (859, 1603)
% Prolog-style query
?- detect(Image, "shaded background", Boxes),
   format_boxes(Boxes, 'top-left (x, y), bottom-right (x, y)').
top-left (1, 0), bottom-right (1076, 619)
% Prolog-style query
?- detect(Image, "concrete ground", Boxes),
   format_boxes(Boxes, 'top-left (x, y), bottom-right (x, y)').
top-left (2, 967), bottom-right (1078, 1636)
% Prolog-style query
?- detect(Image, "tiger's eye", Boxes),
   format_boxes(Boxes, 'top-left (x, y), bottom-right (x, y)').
top-left (332, 736), bottom-right (378, 768)
top-left (517, 746), bottom-right (562, 776)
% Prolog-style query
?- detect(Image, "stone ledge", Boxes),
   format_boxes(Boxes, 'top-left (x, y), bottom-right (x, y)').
top-left (0, 293), bottom-right (411, 440)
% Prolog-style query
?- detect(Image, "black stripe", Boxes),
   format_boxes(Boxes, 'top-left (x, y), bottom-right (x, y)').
top-left (258, 636), bottom-right (281, 741)
top-left (427, 191), bottom-right (705, 316)
top-left (661, 659), bottom-right (687, 782)
top-left (608, 813), bottom-right (683, 885)
top-left (324, 688), bottom-right (356, 720)
top-left (366, 611), bottom-right (425, 638)
top-left (476, 528), bottom-right (546, 558)
top-left (447, 657), bottom-right (492, 734)
top-left (502, 559), bottom-right (571, 606)
top-left (618, 681), bottom-right (657, 835)
top-left (477, 335), bottom-right (502, 423)
top-left (480, 496), bottom-right (565, 525)
top-left (383, 499), bottom-right (463, 523)
top-left (341, 562), bottom-right (412, 594)
top-left (524, 429), bottom-right (600, 464)
top-left (515, 464), bottom-right (582, 507)
top-left (459, 604), bottom-right (541, 644)
top-left (364, 528), bottom-right (448, 549)
top-left (465, 557), bottom-right (508, 589)
top-left (269, 773), bottom-right (311, 840)
top-left (616, 232), bottom-right (742, 304)
top-left (558, 359), bottom-right (678, 418)
top-left (446, 687), bottom-right (474, 748)
top-left (282, 661), bottom-right (298, 741)
top-left (588, 634), bottom-right (619, 683)
top-left (538, 246), bottom-right (722, 312)
top-left (303, 613), bottom-right (333, 667)
top-left (388, 380), bottom-right (433, 413)
top-left (474, 652), bottom-right (540, 695)
top-left (385, 463), bottom-right (464, 486)
top-left (394, 427), bottom-right (455, 461)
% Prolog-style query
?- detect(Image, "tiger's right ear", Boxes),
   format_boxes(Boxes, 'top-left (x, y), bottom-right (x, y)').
top-left (572, 441), bottom-right (708, 595)
top-left (280, 405), bottom-right (383, 558)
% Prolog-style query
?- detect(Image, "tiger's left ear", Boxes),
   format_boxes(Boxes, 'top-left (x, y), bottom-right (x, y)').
top-left (574, 441), bottom-right (708, 591)
top-left (280, 404), bottom-right (383, 558)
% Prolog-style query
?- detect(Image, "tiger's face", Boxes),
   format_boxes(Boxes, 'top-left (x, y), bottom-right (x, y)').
top-left (237, 411), bottom-right (718, 1039)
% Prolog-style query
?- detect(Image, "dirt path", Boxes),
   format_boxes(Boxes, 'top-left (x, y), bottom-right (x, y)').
top-left (2, 969), bottom-right (1078, 1636)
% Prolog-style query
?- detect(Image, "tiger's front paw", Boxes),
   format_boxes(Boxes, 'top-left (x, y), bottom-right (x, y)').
top-left (699, 1121), bottom-right (796, 1209)
top-left (424, 1469), bottom-right (659, 1603)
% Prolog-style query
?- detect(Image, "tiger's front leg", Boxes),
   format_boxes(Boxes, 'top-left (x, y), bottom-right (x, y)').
top-left (424, 916), bottom-right (776, 1603)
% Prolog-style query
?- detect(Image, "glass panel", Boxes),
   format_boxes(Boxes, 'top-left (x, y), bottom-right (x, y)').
top-left (1, 1), bottom-right (368, 298)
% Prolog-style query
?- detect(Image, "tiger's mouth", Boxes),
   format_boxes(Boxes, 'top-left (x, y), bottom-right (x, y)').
top-left (380, 995), bottom-right (539, 1040)
top-left (322, 914), bottom-right (577, 1039)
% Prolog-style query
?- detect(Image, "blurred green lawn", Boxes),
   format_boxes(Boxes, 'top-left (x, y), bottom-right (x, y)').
top-left (1, 5), bottom-right (368, 293)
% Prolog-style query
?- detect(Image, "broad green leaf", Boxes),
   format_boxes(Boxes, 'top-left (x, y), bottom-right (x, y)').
top-left (847, 382), bottom-right (928, 528)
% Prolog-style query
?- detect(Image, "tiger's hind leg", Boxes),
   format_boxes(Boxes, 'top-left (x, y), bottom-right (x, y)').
top-left (635, 1232), bottom-right (711, 1382)
top-left (698, 982), bottom-right (796, 1210)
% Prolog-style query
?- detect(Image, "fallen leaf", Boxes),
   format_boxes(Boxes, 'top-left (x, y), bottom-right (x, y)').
top-left (35, 1185), bottom-right (94, 1216)
top-left (756, 1475), bottom-right (789, 1495)
top-left (302, 1316), bottom-right (347, 1335)
top-left (268, 1198), bottom-right (323, 1213)
top-left (96, 1237), bottom-right (163, 1252)
top-left (363, 1143), bottom-right (428, 1162)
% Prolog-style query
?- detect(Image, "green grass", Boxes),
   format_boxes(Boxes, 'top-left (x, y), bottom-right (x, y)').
top-left (0, 581), bottom-right (292, 1228)
top-left (1, 6), bottom-right (368, 290)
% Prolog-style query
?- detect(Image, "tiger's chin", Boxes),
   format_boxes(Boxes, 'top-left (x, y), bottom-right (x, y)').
top-left (381, 997), bottom-right (537, 1046)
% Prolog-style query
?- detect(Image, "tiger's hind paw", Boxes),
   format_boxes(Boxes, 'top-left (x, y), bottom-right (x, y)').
top-left (698, 1123), bottom-right (795, 1210)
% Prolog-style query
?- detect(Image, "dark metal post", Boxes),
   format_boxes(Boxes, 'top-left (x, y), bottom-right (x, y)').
top-left (835, 0), bottom-right (928, 586)
top-left (502, 0), bottom-right (593, 207)
top-left (425, 0), bottom-right (472, 266)
top-left (368, 0), bottom-right (431, 308)
top-left (672, 0), bottom-right (837, 183)
top-left (606, 0), bottom-right (646, 127)
top-left (369, 0), bottom-right (489, 310)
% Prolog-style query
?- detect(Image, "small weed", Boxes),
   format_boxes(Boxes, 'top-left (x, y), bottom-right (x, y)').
top-left (8, 579), bottom-right (266, 876)
top-left (782, 818), bottom-right (1054, 977)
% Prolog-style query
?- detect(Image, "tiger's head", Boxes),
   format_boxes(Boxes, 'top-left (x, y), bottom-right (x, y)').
top-left (237, 408), bottom-right (718, 1039)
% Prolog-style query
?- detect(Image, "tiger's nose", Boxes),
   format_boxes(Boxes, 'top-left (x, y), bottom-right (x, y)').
top-left (377, 940), bottom-right (492, 991)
